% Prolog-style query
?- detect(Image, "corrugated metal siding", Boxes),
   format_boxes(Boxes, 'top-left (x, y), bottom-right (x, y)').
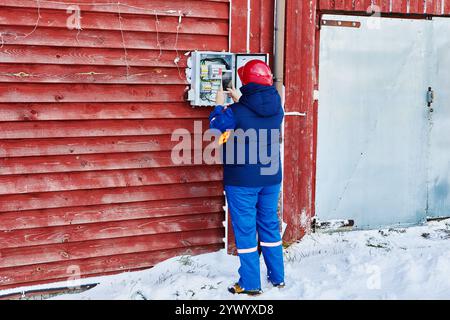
top-left (0, 0), bottom-right (229, 290)
top-left (319, 0), bottom-right (450, 14)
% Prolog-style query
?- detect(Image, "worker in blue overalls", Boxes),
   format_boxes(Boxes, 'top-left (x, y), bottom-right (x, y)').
top-left (209, 60), bottom-right (285, 295)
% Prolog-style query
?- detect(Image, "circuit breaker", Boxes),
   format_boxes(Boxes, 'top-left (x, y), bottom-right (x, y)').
top-left (187, 51), bottom-right (269, 107)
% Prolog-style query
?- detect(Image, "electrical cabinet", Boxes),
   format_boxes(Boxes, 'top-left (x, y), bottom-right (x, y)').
top-left (187, 51), bottom-right (269, 107)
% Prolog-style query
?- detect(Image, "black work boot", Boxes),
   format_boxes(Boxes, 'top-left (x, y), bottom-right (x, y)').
top-left (228, 283), bottom-right (262, 296)
top-left (267, 276), bottom-right (286, 288)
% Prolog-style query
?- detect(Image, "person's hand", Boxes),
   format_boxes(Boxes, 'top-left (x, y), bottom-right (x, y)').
top-left (226, 84), bottom-right (241, 103)
top-left (215, 83), bottom-right (225, 105)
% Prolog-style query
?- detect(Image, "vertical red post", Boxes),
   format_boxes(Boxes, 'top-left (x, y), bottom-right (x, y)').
top-left (257, 0), bottom-right (275, 62)
top-left (282, 0), bottom-right (318, 244)
top-left (231, 0), bottom-right (249, 54)
top-left (227, 0), bottom-right (275, 254)
top-left (250, 0), bottom-right (262, 52)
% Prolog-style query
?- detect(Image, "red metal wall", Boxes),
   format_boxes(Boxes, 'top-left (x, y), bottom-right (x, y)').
top-left (0, 0), bottom-right (232, 290)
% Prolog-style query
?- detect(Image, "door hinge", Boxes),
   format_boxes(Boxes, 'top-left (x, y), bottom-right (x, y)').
top-left (321, 19), bottom-right (361, 28)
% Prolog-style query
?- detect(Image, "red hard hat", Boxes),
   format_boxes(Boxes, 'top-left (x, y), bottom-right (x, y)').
top-left (238, 60), bottom-right (273, 86)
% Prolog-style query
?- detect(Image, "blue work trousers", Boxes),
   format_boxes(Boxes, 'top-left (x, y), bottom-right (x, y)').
top-left (225, 184), bottom-right (285, 290)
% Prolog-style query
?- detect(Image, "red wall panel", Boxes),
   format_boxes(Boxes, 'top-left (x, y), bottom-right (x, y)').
top-left (0, 0), bottom-right (230, 291)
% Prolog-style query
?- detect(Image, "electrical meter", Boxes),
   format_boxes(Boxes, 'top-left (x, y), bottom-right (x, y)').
top-left (187, 51), bottom-right (269, 107)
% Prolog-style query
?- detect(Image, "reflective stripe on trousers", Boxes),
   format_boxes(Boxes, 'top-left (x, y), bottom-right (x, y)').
top-left (260, 241), bottom-right (283, 247)
top-left (237, 246), bottom-right (258, 254)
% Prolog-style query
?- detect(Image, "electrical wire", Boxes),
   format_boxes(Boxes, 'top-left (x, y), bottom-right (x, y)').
top-left (0, 0), bottom-right (184, 71)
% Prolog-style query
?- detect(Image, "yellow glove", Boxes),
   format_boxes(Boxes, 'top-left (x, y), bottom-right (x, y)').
top-left (219, 131), bottom-right (231, 145)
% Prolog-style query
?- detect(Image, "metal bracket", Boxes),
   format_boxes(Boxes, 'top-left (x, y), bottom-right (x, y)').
top-left (321, 19), bottom-right (361, 28)
top-left (312, 218), bottom-right (355, 233)
top-left (427, 86), bottom-right (435, 112)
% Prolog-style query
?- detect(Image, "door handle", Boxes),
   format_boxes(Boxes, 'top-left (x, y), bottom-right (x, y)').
top-left (427, 87), bottom-right (434, 112)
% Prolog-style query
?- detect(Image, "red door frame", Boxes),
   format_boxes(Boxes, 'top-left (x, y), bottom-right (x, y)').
top-left (282, 0), bottom-right (319, 244)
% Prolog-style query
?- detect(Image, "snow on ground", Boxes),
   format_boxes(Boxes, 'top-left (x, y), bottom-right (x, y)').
top-left (3, 219), bottom-right (450, 300)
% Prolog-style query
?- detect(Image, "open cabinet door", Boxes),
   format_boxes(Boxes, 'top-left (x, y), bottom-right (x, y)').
top-left (428, 18), bottom-right (450, 218)
top-left (315, 15), bottom-right (430, 229)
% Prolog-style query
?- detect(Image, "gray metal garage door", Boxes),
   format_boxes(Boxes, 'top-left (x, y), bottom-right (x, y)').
top-left (316, 14), bottom-right (450, 229)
